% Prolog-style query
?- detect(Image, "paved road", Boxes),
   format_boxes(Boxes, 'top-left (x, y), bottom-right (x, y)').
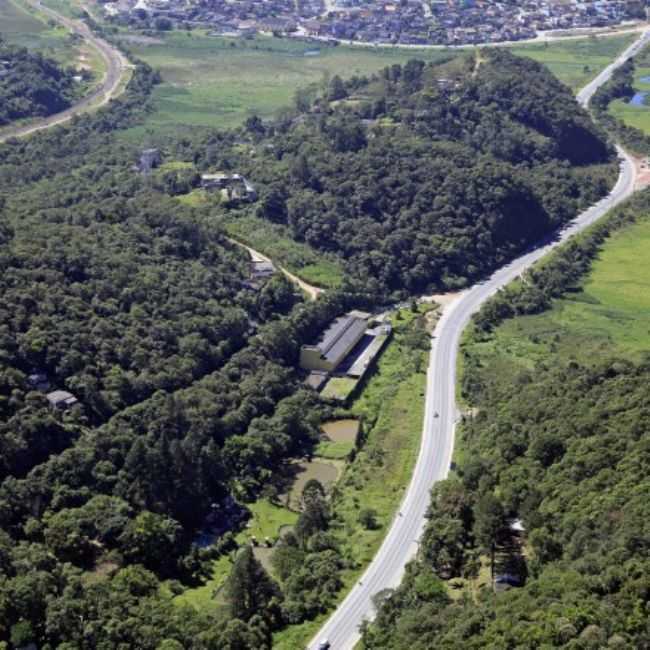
top-left (0, 0), bottom-right (128, 143)
top-left (308, 30), bottom-right (645, 650)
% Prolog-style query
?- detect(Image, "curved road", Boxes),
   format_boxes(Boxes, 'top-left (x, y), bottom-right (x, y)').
top-left (309, 29), bottom-right (647, 650)
top-left (0, 0), bottom-right (128, 143)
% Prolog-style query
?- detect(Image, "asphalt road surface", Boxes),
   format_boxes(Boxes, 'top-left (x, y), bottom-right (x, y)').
top-left (0, 0), bottom-right (127, 143)
top-left (309, 30), bottom-right (645, 650)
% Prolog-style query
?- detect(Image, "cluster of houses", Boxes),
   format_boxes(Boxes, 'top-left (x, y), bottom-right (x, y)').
top-left (428, 0), bottom-right (641, 46)
top-left (105, 0), bottom-right (644, 46)
top-left (135, 149), bottom-right (258, 204)
top-left (27, 372), bottom-right (79, 411)
top-left (301, 310), bottom-right (392, 397)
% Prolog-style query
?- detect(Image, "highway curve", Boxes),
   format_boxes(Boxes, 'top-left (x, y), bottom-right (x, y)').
top-left (309, 30), bottom-right (647, 650)
top-left (0, 0), bottom-right (128, 143)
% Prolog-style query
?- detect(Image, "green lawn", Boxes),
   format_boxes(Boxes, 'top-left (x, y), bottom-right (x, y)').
top-left (173, 498), bottom-right (297, 614)
top-left (511, 33), bottom-right (636, 90)
top-left (315, 438), bottom-right (355, 460)
top-left (243, 499), bottom-right (298, 544)
top-left (320, 376), bottom-right (358, 401)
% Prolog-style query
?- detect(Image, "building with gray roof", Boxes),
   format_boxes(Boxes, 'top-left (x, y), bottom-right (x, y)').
top-left (300, 312), bottom-right (370, 372)
top-left (46, 390), bottom-right (78, 411)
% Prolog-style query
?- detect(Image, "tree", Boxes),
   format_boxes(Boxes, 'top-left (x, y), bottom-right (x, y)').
top-left (473, 493), bottom-right (505, 578)
top-left (358, 508), bottom-right (379, 530)
top-left (328, 75), bottom-right (347, 101)
top-left (225, 546), bottom-right (282, 623)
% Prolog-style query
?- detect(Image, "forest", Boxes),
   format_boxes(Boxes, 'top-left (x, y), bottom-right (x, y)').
top-left (361, 193), bottom-right (650, 649)
top-left (0, 36), bottom-right (80, 126)
top-left (0, 44), bottom-right (635, 648)
top-left (208, 49), bottom-right (618, 295)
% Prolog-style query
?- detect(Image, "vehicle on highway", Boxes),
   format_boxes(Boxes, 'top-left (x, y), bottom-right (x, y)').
top-left (318, 640), bottom-right (331, 650)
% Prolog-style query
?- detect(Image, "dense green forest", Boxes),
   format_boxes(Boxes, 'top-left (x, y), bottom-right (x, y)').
top-left (362, 193), bottom-right (650, 649)
top-left (207, 49), bottom-right (617, 294)
top-left (0, 36), bottom-right (79, 126)
top-left (0, 42), bottom-right (387, 646)
top-left (0, 44), bottom-right (632, 647)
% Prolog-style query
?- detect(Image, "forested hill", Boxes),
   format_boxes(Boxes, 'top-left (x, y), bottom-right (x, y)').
top-left (0, 61), bottom-right (365, 648)
top-left (0, 37), bottom-right (79, 126)
top-left (236, 49), bottom-right (615, 294)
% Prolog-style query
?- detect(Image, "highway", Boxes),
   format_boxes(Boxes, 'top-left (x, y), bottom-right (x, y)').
top-left (308, 29), bottom-right (646, 650)
top-left (0, 0), bottom-right (128, 143)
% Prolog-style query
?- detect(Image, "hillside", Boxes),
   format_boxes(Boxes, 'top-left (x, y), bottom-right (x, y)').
top-left (361, 191), bottom-right (650, 649)
top-left (221, 49), bottom-right (616, 295)
top-left (0, 45), bottom-right (634, 649)
top-left (0, 37), bottom-right (79, 126)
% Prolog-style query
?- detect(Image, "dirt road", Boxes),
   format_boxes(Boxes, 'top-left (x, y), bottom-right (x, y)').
top-left (227, 237), bottom-right (324, 300)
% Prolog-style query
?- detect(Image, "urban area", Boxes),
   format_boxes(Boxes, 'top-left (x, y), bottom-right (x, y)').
top-left (103, 0), bottom-right (647, 45)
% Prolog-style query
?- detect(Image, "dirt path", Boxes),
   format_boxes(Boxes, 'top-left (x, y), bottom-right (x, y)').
top-left (227, 237), bottom-right (324, 300)
top-left (0, 0), bottom-right (130, 143)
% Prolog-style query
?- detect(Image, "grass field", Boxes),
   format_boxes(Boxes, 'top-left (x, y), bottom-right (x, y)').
top-left (609, 65), bottom-right (650, 133)
top-left (512, 33), bottom-right (636, 90)
top-left (117, 30), bottom-right (458, 135)
top-left (113, 26), bottom-right (637, 139)
top-left (174, 498), bottom-right (298, 613)
top-left (464, 213), bottom-right (650, 392)
top-left (0, 0), bottom-right (69, 53)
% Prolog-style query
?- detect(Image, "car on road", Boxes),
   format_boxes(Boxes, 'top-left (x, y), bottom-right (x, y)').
top-left (318, 640), bottom-right (331, 650)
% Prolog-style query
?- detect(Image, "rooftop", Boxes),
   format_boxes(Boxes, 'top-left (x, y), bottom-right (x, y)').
top-left (46, 390), bottom-right (78, 408)
top-left (315, 314), bottom-right (368, 364)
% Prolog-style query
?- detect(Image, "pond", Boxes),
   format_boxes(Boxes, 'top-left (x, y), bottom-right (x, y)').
top-left (630, 91), bottom-right (649, 107)
top-left (286, 459), bottom-right (341, 510)
top-left (321, 418), bottom-right (360, 443)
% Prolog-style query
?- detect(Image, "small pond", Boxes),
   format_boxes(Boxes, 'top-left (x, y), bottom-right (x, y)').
top-left (321, 418), bottom-right (360, 443)
top-left (630, 91), bottom-right (649, 107)
top-left (286, 459), bottom-right (341, 509)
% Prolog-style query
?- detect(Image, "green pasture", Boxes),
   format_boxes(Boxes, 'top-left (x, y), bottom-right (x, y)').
top-left (0, 0), bottom-right (70, 53)
top-left (609, 66), bottom-right (650, 133)
top-left (0, 0), bottom-right (105, 84)
top-left (117, 30), bottom-right (457, 133)
top-left (512, 33), bottom-right (636, 89)
top-left (466, 214), bottom-right (650, 382)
